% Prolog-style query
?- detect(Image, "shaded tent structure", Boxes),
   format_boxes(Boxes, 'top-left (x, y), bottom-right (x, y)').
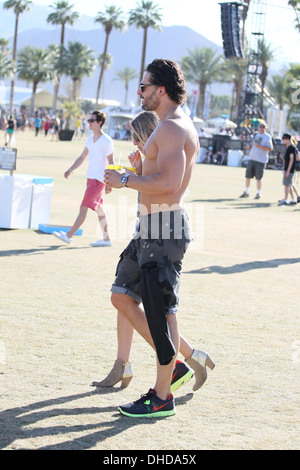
top-left (21, 89), bottom-right (63, 110)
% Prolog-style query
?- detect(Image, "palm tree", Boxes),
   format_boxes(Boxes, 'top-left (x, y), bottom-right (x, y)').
top-left (210, 95), bottom-right (231, 119)
top-left (97, 52), bottom-right (113, 70)
top-left (0, 38), bottom-right (10, 54)
top-left (47, 1), bottom-right (79, 113)
top-left (47, 43), bottom-right (62, 104)
top-left (181, 47), bottom-right (224, 119)
top-left (62, 100), bottom-right (79, 129)
top-left (3, 0), bottom-right (32, 113)
top-left (16, 46), bottom-right (51, 115)
top-left (129, 1), bottom-right (162, 85)
top-left (267, 73), bottom-right (290, 110)
top-left (95, 5), bottom-right (125, 106)
top-left (97, 52), bottom-right (113, 101)
top-left (287, 63), bottom-right (300, 81)
top-left (288, 0), bottom-right (300, 32)
top-left (114, 66), bottom-right (138, 105)
top-left (0, 39), bottom-right (12, 80)
top-left (62, 41), bottom-right (95, 101)
top-left (286, 63), bottom-right (300, 108)
top-left (257, 39), bottom-right (275, 112)
top-left (222, 56), bottom-right (248, 121)
top-left (240, 0), bottom-right (251, 47)
top-left (0, 52), bottom-right (13, 80)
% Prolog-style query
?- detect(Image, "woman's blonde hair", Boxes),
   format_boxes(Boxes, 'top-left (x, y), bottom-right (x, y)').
top-left (283, 133), bottom-right (298, 147)
top-left (131, 111), bottom-right (160, 147)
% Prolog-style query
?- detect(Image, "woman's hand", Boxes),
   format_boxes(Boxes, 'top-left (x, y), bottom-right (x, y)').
top-left (128, 150), bottom-right (142, 175)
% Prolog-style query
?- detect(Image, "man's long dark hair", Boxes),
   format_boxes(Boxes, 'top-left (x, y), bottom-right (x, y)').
top-left (146, 59), bottom-right (187, 105)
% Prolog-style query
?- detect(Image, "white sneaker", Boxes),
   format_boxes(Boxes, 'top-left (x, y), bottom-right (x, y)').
top-left (278, 199), bottom-right (287, 206)
top-left (52, 231), bottom-right (72, 244)
top-left (90, 239), bottom-right (112, 247)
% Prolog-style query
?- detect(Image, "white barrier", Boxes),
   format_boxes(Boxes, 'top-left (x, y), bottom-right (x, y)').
top-left (227, 150), bottom-right (243, 167)
top-left (0, 174), bottom-right (53, 229)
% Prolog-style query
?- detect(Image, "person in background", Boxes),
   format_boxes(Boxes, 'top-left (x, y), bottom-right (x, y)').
top-left (35, 115), bottom-right (41, 136)
top-left (75, 116), bottom-right (81, 139)
top-left (80, 117), bottom-right (87, 139)
top-left (278, 134), bottom-right (298, 206)
top-left (240, 123), bottom-right (273, 200)
top-left (44, 116), bottom-right (50, 137)
top-left (52, 111), bottom-right (114, 247)
top-left (5, 115), bottom-right (15, 147)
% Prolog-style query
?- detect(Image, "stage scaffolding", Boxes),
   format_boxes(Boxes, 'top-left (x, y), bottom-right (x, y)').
top-left (237, 0), bottom-right (268, 127)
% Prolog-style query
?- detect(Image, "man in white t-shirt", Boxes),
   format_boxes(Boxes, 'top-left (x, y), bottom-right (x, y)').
top-left (53, 111), bottom-right (114, 247)
top-left (239, 123), bottom-right (273, 200)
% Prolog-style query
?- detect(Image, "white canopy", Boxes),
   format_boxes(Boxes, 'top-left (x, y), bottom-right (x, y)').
top-left (208, 117), bottom-right (237, 129)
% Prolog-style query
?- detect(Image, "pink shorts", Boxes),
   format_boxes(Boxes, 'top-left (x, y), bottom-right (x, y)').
top-left (81, 179), bottom-right (105, 211)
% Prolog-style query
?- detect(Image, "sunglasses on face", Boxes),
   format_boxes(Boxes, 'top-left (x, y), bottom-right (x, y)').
top-left (259, 125), bottom-right (265, 129)
top-left (139, 83), bottom-right (155, 93)
top-left (87, 118), bottom-right (97, 123)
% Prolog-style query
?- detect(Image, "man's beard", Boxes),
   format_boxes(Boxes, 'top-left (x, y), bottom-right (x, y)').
top-left (141, 94), bottom-right (159, 112)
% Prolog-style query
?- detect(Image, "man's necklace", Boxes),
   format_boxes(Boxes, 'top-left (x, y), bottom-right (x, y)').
top-left (161, 105), bottom-right (179, 121)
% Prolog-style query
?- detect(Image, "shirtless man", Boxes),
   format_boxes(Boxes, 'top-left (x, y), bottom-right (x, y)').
top-left (105, 59), bottom-right (203, 418)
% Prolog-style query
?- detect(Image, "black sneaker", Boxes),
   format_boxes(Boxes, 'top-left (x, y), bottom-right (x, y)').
top-left (171, 360), bottom-right (194, 392)
top-left (239, 192), bottom-right (249, 198)
top-left (118, 388), bottom-right (175, 418)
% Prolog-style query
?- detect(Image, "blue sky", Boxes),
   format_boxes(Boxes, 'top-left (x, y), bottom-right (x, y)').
top-left (34, 0), bottom-right (299, 67)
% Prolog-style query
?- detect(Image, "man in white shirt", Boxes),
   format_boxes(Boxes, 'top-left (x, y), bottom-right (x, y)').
top-left (240, 123), bottom-right (273, 200)
top-left (53, 111), bottom-right (114, 247)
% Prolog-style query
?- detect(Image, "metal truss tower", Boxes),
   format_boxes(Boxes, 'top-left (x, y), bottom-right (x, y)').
top-left (238, 0), bottom-right (267, 126)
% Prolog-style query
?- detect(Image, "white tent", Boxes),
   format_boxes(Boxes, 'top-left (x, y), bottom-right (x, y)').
top-left (208, 117), bottom-right (237, 129)
top-left (192, 116), bottom-right (204, 132)
top-left (104, 106), bottom-right (141, 139)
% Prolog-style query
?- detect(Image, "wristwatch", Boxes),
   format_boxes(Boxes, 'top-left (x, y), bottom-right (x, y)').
top-left (120, 173), bottom-right (130, 187)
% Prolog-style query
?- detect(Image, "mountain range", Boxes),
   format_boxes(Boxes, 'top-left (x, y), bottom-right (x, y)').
top-left (0, 2), bottom-right (231, 106)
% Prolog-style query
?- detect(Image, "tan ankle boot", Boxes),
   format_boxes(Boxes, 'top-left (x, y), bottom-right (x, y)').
top-left (186, 350), bottom-right (215, 391)
top-left (91, 359), bottom-right (133, 388)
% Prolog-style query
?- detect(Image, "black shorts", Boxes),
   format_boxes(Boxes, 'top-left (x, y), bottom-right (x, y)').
top-left (111, 209), bottom-right (191, 314)
top-left (245, 160), bottom-right (265, 180)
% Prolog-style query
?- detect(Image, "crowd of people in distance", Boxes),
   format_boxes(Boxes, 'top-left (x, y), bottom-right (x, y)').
top-left (1, 106), bottom-right (299, 208)
top-left (0, 108), bottom-right (90, 147)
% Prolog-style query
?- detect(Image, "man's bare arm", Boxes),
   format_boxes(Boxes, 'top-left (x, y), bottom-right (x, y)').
top-left (64, 147), bottom-right (88, 178)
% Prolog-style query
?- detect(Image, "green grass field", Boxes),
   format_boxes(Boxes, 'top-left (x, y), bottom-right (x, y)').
top-left (0, 129), bottom-right (299, 450)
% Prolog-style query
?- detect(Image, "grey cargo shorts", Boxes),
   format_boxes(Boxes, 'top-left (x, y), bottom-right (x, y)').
top-left (111, 209), bottom-right (192, 314)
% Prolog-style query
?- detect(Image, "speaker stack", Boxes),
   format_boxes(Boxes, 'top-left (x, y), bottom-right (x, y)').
top-left (220, 2), bottom-right (243, 59)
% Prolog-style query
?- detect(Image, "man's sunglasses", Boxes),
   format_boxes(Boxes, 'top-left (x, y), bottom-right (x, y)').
top-left (139, 83), bottom-right (155, 93)
top-left (87, 118), bottom-right (97, 123)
